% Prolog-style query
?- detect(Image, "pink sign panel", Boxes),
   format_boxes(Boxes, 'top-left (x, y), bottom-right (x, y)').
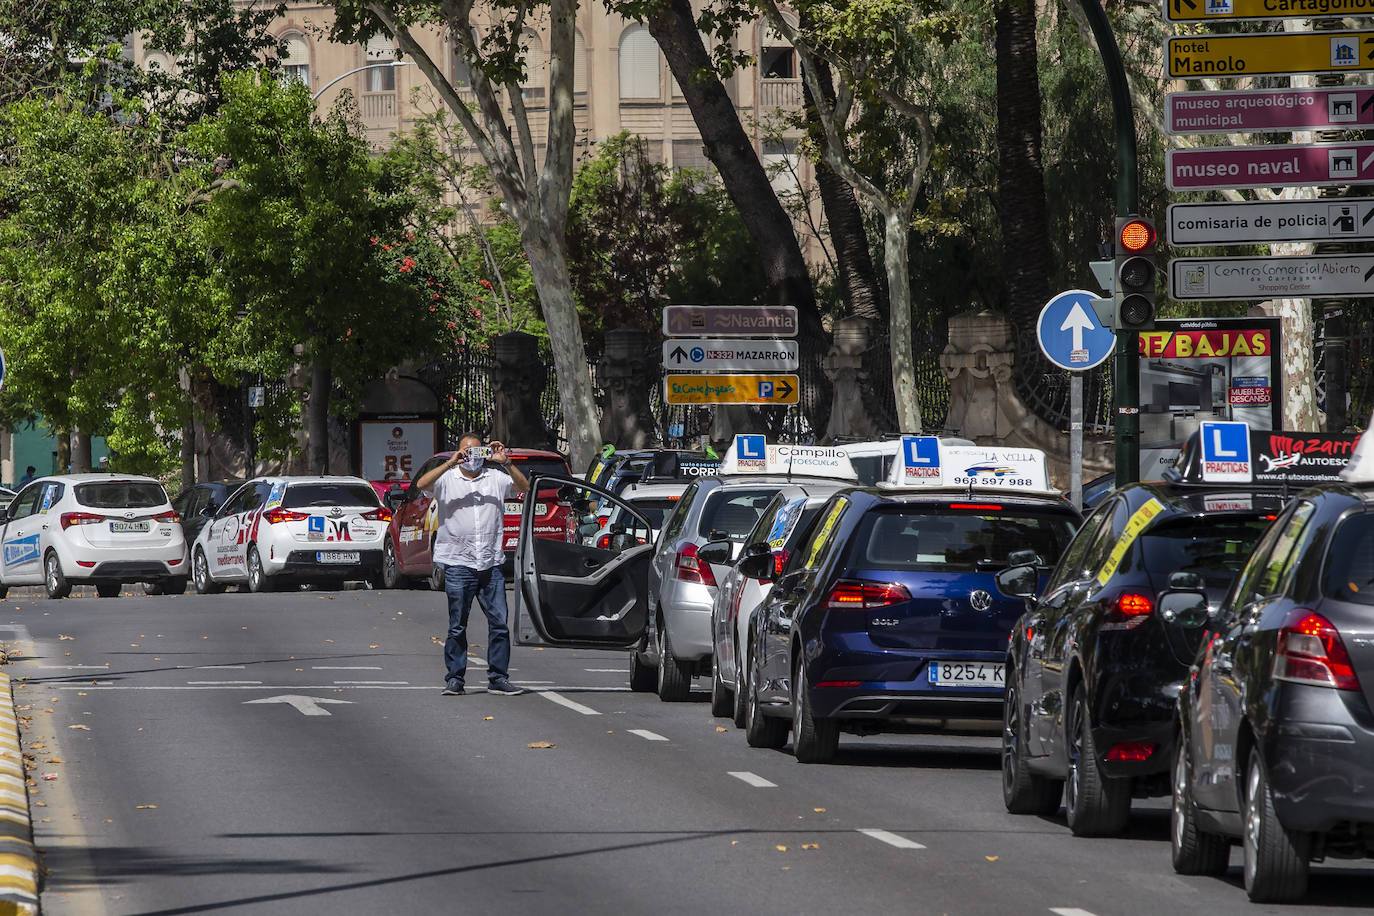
top-left (1166, 141), bottom-right (1374, 191)
top-left (1168, 88), bottom-right (1374, 135)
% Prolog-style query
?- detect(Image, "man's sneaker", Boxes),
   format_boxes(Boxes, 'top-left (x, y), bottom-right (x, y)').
top-left (442, 684), bottom-right (465, 696)
top-left (487, 678), bottom-right (525, 696)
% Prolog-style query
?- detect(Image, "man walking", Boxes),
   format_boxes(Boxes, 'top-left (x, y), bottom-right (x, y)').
top-left (18, 466), bottom-right (35, 486)
top-left (415, 434), bottom-right (530, 696)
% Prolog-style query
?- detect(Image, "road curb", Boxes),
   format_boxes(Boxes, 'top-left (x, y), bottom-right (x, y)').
top-left (0, 674), bottom-right (38, 915)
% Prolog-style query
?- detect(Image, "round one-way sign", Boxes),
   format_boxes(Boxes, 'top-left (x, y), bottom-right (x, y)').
top-left (1036, 289), bottom-right (1116, 372)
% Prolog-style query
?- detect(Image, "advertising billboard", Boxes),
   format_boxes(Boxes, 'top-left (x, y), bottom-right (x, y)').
top-left (359, 420), bottom-right (438, 484)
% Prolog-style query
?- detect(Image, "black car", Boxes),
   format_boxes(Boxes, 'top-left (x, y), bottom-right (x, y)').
top-left (1171, 434), bottom-right (1374, 901)
top-left (149, 480), bottom-right (243, 595)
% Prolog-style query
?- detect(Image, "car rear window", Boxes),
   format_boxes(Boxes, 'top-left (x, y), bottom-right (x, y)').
top-left (697, 488), bottom-right (779, 542)
top-left (1137, 516), bottom-right (1271, 592)
top-left (611, 498), bottom-right (680, 530)
top-left (281, 483), bottom-right (381, 509)
top-left (845, 505), bottom-right (1079, 572)
top-left (514, 459), bottom-right (571, 481)
top-left (1322, 512), bottom-right (1374, 606)
top-left (75, 481), bottom-right (168, 509)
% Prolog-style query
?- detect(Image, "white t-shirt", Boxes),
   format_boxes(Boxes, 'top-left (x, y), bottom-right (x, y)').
top-left (429, 465), bottom-right (515, 570)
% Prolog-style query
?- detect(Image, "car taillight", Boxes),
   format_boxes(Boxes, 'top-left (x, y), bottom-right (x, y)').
top-left (1106, 742), bottom-right (1156, 762)
top-left (361, 507), bottom-right (392, 523)
top-left (261, 508), bottom-right (309, 525)
top-left (596, 534), bottom-right (611, 550)
top-left (825, 579), bottom-right (912, 609)
top-left (674, 543), bottom-right (717, 587)
top-left (60, 512), bottom-right (105, 530)
top-left (1115, 593), bottom-right (1153, 616)
top-left (1273, 610), bottom-right (1361, 692)
top-left (773, 549), bottom-right (791, 577)
top-left (153, 510), bottom-right (178, 524)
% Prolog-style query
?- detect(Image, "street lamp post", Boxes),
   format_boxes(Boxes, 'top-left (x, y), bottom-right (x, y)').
top-left (310, 61), bottom-right (413, 102)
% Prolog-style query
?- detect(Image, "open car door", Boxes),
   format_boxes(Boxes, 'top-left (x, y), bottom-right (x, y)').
top-left (513, 474), bottom-right (656, 649)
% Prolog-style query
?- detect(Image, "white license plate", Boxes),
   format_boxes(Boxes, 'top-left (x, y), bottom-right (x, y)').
top-left (504, 501), bottom-right (522, 514)
top-left (928, 662), bottom-right (1004, 687)
top-left (110, 520), bottom-right (150, 533)
top-left (316, 551), bottom-right (360, 564)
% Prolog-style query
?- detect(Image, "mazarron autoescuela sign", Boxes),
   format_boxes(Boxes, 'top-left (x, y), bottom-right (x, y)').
top-left (1251, 430), bottom-right (1364, 485)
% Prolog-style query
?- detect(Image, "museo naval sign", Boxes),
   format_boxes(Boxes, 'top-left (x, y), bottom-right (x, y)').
top-left (1167, 141), bottom-right (1374, 191)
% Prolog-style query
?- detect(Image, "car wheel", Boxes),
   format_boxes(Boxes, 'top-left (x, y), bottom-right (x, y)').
top-left (1002, 668), bottom-right (1063, 815)
top-left (710, 660), bottom-right (733, 717)
top-left (0, 580), bottom-right (8, 600)
top-left (744, 648), bottom-right (788, 750)
top-left (628, 650), bottom-right (656, 692)
top-left (1172, 738), bottom-right (1230, 875)
top-left (731, 640), bottom-right (749, 729)
top-left (380, 537), bottom-right (402, 590)
top-left (1064, 684), bottom-right (1130, 837)
top-left (1243, 749), bottom-right (1309, 902)
top-left (44, 552), bottom-right (70, 600)
top-left (791, 654), bottom-right (838, 764)
top-left (143, 581), bottom-right (165, 596)
top-left (247, 546), bottom-right (274, 594)
top-left (163, 577), bottom-right (188, 596)
top-left (655, 622), bottom-right (692, 702)
top-left (95, 582), bottom-right (121, 598)
top-left (193, 549), bottom-right (225, 595)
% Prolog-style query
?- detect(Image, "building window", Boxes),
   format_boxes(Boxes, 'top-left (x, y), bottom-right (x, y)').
top-left (574, 29), bottom-right (587, 94)
top-left (366, 34), bottom-right (397, 91)
top-left (759, 19), bottom-right (797, 79)
top-left (763, 138), bottom-right (800, 196)
top-left (523, 30), bottom-right (546, 102)
top-left (281, 34), bottom-right (310, 86)
top-left (619, 25), bottom-right (660, 100)
top-left (144, 50), bottom-right (173, 73)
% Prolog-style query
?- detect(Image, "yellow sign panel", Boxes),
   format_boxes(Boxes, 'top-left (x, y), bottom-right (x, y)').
top-left (663, 374), bottom-right (800, 405)
top-left (1165, 0), bottom-right (1374, 22)
top-left (1167, 31), bottom-right (1374, 78)
top-left (1096, 498), bottom-right (1166, 587)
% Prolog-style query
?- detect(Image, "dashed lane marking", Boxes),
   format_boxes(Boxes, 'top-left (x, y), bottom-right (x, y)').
top-left (179, 665), bottom-right (246, 670)
top-left (187, 680), bottom-right (263, 685)
top-left (627, 729), bottom-right (668, 741)
top-left (312, 666), bottom-right (382, 670)
top-left (728, 771), bottom-right (777, 788)
top-left (1050, 910), bottom-right (1098, 916)
top-left (36, 665), bottom-right (109, 670)
top-left (52, 684), bottom-right (631, 692)
top-left (536, 690), bottom-right (601, 716)
top-left (857, 828), bottom-right (925, 850)
top-left (584, 668), bottom-right (627, 673)
top-left (333, 681), bottom-right (408, 685)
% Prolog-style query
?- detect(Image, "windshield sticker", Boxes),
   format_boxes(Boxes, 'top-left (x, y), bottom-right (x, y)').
top-left (39, 484), bottom-right (57, 513)
top-left (806, 497), bottom-right (848, 569)
top-left (265, 482), bottom-right (286, 510)
top-left (1096, 497), bottom-right (1166, 586)
top-left (767, 497), bottom-right (807, 548)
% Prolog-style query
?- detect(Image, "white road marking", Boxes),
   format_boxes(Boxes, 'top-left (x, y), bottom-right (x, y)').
top-left (857, 828), bottom-right (925, 850)
top-left (178, 665), bottom-right (246, 670)
top-left (187, 680), bottom-right (262, 685)
top-left (1050, 910), bottom-right (1098, 916)
top-left (585, 668), bottom-right (627, 673)
top-left (728, 771), bottom-right (777, 788)
top-left (242, 695), bottom-right (353, 717)
top-left (36, 665), bottom-right (109, 670)
top-left (311, 666), bottom-right (381, 670)
top-left (627, 729), bottom-right (668, 742)
top-left (53, 684), bottom-right (632, 692)
top-left (333, 681), bottom-right (408, 685)
top-left (536, 690), bottom-right (601, 715)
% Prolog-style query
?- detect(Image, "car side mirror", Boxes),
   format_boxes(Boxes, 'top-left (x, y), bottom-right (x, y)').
top-left (1159, 589), bottom-right (1209, 628)
top-left (1007, 548), bottom-right (1040, 568)
top-left (995, 563), bottom-right (1038, 599)
top-left (697, 539), bottom-right (733, 567)
top-left (737, 552), bottom-right (775, 581)
top-left (578, 522), bottom-right (601, 538)
top-left (1169, 571), bottom-right (1205, 590)
top-left (200, 505), bottom-right (217, 518)
top-left (385, 489), bottom-right (405, 510)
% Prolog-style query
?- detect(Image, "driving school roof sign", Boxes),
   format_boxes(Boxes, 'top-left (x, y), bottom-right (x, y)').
top-left (882, 440), bottom-right (1052, 493)
top-left (1199, 421), bottom-right (1252, 483)
top-left (719, 435), bottom-right (858, 481)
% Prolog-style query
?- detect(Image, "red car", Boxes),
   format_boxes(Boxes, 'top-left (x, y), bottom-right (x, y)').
top-left (380, 448), bottom-right (572, 588)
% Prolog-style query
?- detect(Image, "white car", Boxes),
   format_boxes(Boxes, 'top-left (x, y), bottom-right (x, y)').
top-left (190, 476), bottom-right (390, 593)
top-left (585, 480), bottom-right (688, 550)
top-left (0, 474), bottom-right (188, 599)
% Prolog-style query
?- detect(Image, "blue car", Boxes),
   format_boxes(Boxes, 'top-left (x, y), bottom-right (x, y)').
top-left (739, 440), bottom-right (1082, 763)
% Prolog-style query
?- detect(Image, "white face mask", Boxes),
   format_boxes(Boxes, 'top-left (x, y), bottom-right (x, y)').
top-left (461, 456), bottom-right (485, 473)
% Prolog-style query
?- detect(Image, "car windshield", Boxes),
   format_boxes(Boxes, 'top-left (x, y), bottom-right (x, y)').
top-left (610, 498), bottom-right (679, 531)
top-left (75, 481), bottom-right (168, 509)
top-left (696, 488), bottom-right (779, 542)
top-left (281, 483), bottom-right (381, 509)
top-left (1322, 512), bottom-right (1374, 606)
top-left (1138, 516), bottom-right (1271, 592)
top-left (845, 505), bottom-right (1079, 572)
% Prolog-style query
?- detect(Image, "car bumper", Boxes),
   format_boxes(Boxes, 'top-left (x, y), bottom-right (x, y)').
top-left (807, 641), bottom-right (1006, 721)
top-left (62, 544), bottom-right (187, 581)
top-left (659, 582), bottom-right (716, 661)
top-left (1263, 684), bottom-right (1374, 833)
top-left (1094, 719), bottom-right (1177, 780)
top-left (273, 549), bottom-right (383, 579)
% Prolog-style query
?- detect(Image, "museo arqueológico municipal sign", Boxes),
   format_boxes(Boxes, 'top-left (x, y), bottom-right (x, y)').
top-left (1167, 87), bottom-right (1374, 135)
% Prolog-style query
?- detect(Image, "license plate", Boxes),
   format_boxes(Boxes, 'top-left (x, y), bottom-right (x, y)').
top-left (504, 501), bottom-right (522, 514)
top-left (110, 520), bottom-right (150, 533)
top-left (316, 551), bottom-right (359, 564)
top-left (928, 662), bottom-right (1004, 687)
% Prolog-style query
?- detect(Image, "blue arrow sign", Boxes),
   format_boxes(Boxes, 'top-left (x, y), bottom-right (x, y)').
top-left (1036, 289), bottom-right (1116, 371)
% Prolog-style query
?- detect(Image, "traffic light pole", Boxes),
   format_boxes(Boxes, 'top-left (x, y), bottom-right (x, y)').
top-left (1079, 0), bottom-right (1140, 487)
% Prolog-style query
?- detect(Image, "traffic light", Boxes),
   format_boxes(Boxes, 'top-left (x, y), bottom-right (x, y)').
top-left (1113, 215), bottom-right (1157, 332)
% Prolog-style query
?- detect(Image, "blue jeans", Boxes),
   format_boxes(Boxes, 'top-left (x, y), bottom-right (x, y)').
top-left (441, 564), bottom-right (510, 687)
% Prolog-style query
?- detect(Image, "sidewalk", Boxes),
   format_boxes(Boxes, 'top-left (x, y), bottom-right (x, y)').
top-left (0, 672), bottom-right (39, 915)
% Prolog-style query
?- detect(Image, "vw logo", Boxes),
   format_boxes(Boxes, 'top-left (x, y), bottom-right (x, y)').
top-left (969, 589), bottom-right (994, 612)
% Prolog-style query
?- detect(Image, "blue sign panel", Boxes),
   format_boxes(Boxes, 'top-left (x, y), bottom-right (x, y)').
top-left (737, 435), bottom-right (766, 461)
top-left (1036, 290), bottom-right (1116, 371)
top-left (901, 436), bottom-right (941, 478)
top-left (1199, 421), bottom-right (1252, 483)
top-left (308, 516), bottom-right (325, 535)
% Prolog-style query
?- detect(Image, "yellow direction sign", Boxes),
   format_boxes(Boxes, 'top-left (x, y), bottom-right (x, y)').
top-left (1165, 0), bottom-right (1374, 22)
top-left (1167, 31), bottom-right (1374, 78)
top-left (664, 374), bottom-right (799, 405)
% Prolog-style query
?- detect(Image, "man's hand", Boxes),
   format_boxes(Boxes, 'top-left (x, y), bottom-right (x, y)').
top-left (489, 440), bottom-right (509, 465)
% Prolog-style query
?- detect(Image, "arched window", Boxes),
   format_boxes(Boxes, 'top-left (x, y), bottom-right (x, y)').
top-left (759, 16), bottom-right (797, 79)
top-left (574, 29), bottom-right (587, 94)
top-left (523, 30), bottom-right (546, 101)
top-left (365, 34), bottom-right (397, 91)
top-left (281, 34), bottom-right (310, 86)
top-left (452, 28), bottom-right (479, 88)
top-left (143, 50), bottom-right (173, 73)
top-left (619, 25), bottom-right (660, 100)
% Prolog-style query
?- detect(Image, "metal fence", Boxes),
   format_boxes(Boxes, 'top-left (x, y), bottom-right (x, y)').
top-left (1316, 317), bottom-right (1374, 431)
top-left (1010, 321), bottom-right (1115, 434)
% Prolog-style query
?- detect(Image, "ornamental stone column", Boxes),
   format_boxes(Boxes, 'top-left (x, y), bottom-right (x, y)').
top-left (490, 331), bottom-right (554, 450)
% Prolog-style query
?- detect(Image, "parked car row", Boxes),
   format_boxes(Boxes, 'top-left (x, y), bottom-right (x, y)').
top-left (513, 424), bottom-right (1374, 904)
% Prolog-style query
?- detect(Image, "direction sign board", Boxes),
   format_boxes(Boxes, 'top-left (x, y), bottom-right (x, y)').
top-left (1166, 31), bottom-right (1374, 79)
top-left (1166, 142), bottom-right (1374, 191)
top-left (1170, 253), bottom-right (1374, 301)
top-left (1198, 421), bottom-right (1252, 484)
top-left (1168, 198), bottom-right (1374, 247)
top-left (664, 373), bottom-right (800, 405)
top-left (1035, 289), bottom-right (1116, 371)
top-left (1167, 88), bottom-right (1374, 135)
top-left (662, 305), bottom-right (798, 338)
top-left (1164, 0), bottom-right (1374, 23)
top-left (662, 338), bottom-right (799, 372)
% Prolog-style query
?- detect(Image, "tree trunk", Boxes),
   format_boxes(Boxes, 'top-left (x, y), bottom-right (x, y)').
top-left (645, 0), bottom-right (830, 435)
top-left (995, 0), bottom-right (1051, 327)
top-left (883, 208), bottom-right (922, 433)
top-left (56, 431), bottom-right (70, 474)
top-left (1271, 241), bottom-right (1319, 431)
top-left (181, 415), bottom-right (196, 490)
top-left (308, 352), bottom-right (331, 474)
top-left (70, 428), bottom-right (92, 473)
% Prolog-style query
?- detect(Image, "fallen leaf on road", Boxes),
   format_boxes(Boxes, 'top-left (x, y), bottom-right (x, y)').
top-left (136, 805), bottom-right (157, 809)
top-left (813, 808), bottom-right (826, 813)
top-left (325, 639), bottom-right (334, 643)
top-left (49, 758), bottom-right (63, 764)
top-left (483, 716), bottom-right (493, 721)
top-left (527, 741), bottom-right (556, 749)
top-left (802, 844), bottom-right (819, 850)
top-left (67, 725), bottom-right (89, 730)
top-left (369, 645), bottom-right (379, 649)
top-left (775, 845), bottom-right (788, 852)
top-left (715, 727), bottom-right (727, 732)
top-left (295, 668), bottom-right (303, 672)
top-left (77, 693), bottom-right (86, 697)
top-left (58, 635), bottom-right (73, 641)
top-left (28, 744), bottom-right (43, 750)
top-left (731, 840), bottom-right (738, 846)
top-left (130, 644), bottom-right (139, 648)
top-left (32, 801), bottom-right (45, 807)
top-left (781, 866), bottom-right (790, 871)
top-left (985, 856), bottom-right (998, 862)
top-left (40, 818), bottom-right (49, 823)
top-left (241, 627), bottom-right (247, 630)
top-left (41, 774), bottom-right (56, 780)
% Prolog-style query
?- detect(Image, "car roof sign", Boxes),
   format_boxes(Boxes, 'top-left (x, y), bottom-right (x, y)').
top-left (880, 437), bottom-right (1054, 494)
top-left (718, 435), bottom-right (859, 481)
top-left (1198, 421), bottom-right (1252, 484)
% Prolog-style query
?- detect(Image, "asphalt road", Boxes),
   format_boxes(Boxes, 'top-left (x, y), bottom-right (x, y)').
top-left (2, 584), bottom-right (1371, 915)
